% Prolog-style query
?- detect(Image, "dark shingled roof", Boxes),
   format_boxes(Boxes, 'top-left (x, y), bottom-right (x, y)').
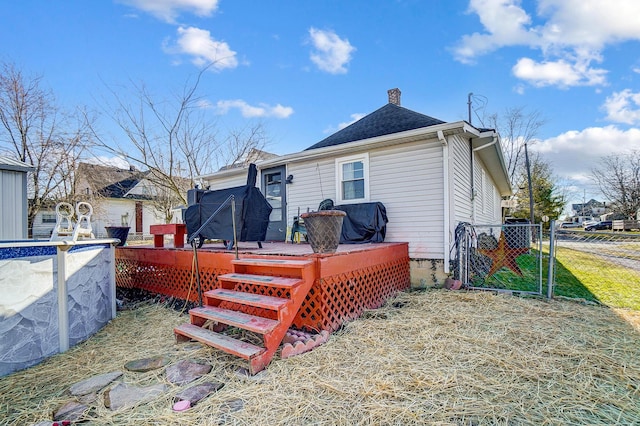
top-left (306, 103), bottom-right (446, 150)
top-left (77, 163), bottom-right (149, 199)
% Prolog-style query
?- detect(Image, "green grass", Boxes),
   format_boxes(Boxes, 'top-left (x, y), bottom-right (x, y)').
top-left (552, 246), bottom-right (640, 310)
top-left (469, 246), bottom-right (640, 311)
top-left (470, 253), bottom-right (541, 293)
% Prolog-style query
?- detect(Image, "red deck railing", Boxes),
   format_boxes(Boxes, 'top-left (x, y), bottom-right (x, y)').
top-left (115, 243), bottom-right (410, 332)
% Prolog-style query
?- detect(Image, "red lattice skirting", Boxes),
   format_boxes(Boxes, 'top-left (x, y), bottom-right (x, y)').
top-left (115, 243), bottom-right (410, 332)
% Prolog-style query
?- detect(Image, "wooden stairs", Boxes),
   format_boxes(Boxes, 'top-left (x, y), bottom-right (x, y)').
top-left (174, 257), bottom-right (316, 374)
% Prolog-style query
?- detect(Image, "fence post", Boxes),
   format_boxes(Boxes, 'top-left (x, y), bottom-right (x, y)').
top-left (547, 220), bottom-right (556, 299)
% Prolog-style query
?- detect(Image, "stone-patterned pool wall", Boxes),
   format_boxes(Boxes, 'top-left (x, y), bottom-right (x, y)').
top-left (0, 240), bottom-right (117, 377)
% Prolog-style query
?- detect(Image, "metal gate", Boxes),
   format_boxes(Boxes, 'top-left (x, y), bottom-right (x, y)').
top-left (455, 223), bottom-right (543, 295)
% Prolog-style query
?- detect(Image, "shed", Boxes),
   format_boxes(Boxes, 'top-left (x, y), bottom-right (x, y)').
top-left (0, 156), bottom-right (34, 240)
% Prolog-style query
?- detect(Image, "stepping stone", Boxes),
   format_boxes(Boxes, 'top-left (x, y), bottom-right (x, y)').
top-left (165, 360), bottom-right (212, 385)
top-left (69, 371), bottom-right (123, 396)
top-left (78, 393), bottom-right (98, 405)
top-left (54, 401), bottom-right (87, 422)
top-left (124, 355), bottom-right (171, 372)
top-left (105, 383), bottom-right (167, 411)
top-left (175, 381), bottom-right (224, 405)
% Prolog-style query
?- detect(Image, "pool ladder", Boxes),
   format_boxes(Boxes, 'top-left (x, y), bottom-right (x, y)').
top-left (50, 202), bottom-right (95, 241)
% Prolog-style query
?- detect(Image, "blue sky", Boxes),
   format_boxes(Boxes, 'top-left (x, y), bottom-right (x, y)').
top-left (2, 0), bottom-right (640, 205)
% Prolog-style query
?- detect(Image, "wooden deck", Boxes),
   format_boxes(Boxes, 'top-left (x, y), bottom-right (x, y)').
top-left (115, 242), bottom-right (410, 332)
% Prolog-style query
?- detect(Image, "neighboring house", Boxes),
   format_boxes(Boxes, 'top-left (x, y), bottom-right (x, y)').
top-left (217, 148), bottom-right (280, 172)
top-left (33, 163), bottom-right (187, 239)
top-left (198, 89), bottom-right (512, 285)
top-left (0, 156), bottom-right (34, 240)
top-left (571, 199), bottom-right (606, 223)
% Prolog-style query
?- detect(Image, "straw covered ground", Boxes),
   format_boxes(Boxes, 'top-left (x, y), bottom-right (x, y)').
top-left (1, 289), bottom-right (639, 425)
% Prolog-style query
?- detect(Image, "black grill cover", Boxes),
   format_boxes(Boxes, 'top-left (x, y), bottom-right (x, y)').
top-left (185, 165), bottom-right (272, 242)
top-left (334, 202), bottom-right (388, 244)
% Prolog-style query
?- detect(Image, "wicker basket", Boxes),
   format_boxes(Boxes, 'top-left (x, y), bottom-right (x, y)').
top-left (300, 210), bottom-right (346, 254)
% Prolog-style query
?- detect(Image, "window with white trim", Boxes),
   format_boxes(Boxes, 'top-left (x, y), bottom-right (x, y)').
top-left (336, 154), bottom-right (369, 204)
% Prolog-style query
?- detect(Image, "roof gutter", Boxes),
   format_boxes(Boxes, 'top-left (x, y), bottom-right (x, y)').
top-left (472, 136), bottom-right (497, 152)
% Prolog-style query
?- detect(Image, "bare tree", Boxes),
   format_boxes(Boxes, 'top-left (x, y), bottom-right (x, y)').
top-left (480, 106), bottom-right (546, 186)
top-left (0, 61), bottom-right (92, 235)
top-left (510, 153), bottom-right (567, 228)
top-left (91, 65), bottom-right (269, 213)
top-left (592, 151), bottom-right (640, 219)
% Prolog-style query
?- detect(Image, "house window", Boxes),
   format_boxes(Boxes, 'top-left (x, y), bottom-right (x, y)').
top-left (42, 213), bottom-right (57, 224)
top-left (336, 154), bottom-right (369, 203)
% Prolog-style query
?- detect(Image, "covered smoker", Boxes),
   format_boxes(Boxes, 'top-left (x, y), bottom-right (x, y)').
top-left (184, 164), bottom-right (272, 246)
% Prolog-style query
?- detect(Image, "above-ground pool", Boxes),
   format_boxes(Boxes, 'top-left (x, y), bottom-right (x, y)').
top-left (0, 239), bottom-right (118, 377)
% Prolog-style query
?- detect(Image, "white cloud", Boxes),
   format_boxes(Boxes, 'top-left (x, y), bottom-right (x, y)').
top-left (532, 125), bottom-right (640, 181)
top-left (454, 0), bottom-right (538, 63)
top-left (308, 28), bottom-right (356, 74)
top-left (603, 89), bottom-right (640, 124)
top-left (454, 0), bottom-right (640, 88)
top-left (164, 26), bottom-right (237, 71)
top-left (512, 57), bottom-right (607, 87)
top-left (118, 0), bottom-right (219, 23)
top-left (216, 99), bottom-right (294, 118)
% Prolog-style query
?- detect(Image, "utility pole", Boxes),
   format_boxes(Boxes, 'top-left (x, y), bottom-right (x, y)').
top-left (524, 141), bottom-right (534, 225)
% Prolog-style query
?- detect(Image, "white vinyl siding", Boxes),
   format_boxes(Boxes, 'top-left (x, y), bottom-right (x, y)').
top-left (369, 140), bottom-right (444, 259)
top-left (474, 157), bottom-right (501, 224)
top-left (283, 139), bottom-right (445, 259)
top-left (204, 173), bottom-right (247, 191)
top-left (286, 158), bottom-right (335, 227)
top-left (451, 135), bottom-right (472, 223)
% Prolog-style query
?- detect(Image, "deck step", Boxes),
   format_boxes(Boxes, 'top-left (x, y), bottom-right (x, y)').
top-left (233, 258), bottom-right (313, 269)
top-left (190, 306), bottom-right (279, 334)
top-left (205, 289), bottom-right (290, 310)
top-left (174, 323), bottom-right (264, 359)
top-left (219, 273), bottom-right (303, 289)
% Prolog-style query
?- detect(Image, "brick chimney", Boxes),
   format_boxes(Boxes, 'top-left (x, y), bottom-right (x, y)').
top-left (387, 88), bottom-right (401, 106)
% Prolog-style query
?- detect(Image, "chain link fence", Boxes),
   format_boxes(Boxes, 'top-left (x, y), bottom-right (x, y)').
top-left (454, 221), bottom-right (640, 307)
top-left (454, 223), bottom-right (543, 294)
top-left (550, 226), bottom-right (640, 308)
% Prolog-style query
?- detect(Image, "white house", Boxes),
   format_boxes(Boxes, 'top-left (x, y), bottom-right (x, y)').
top-left (33, 163), bottom-right (186, 239)
top-left (0, 156), bottom-right (34, 240)
top-left (198, 89), bottom-right (512, 285)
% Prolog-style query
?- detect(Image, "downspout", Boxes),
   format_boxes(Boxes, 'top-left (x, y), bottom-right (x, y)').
top-left (470, 139), bottom-right (475, 223)
top-left (438, 130), bottom-right (450, 273)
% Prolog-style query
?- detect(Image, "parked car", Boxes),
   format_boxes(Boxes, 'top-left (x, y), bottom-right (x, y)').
top-left (560, 222), bottom-right (581, 229)
top-left (582, 220), bottom-right (598, 229)
top-left (584, 221), bottom-right (613, 231)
